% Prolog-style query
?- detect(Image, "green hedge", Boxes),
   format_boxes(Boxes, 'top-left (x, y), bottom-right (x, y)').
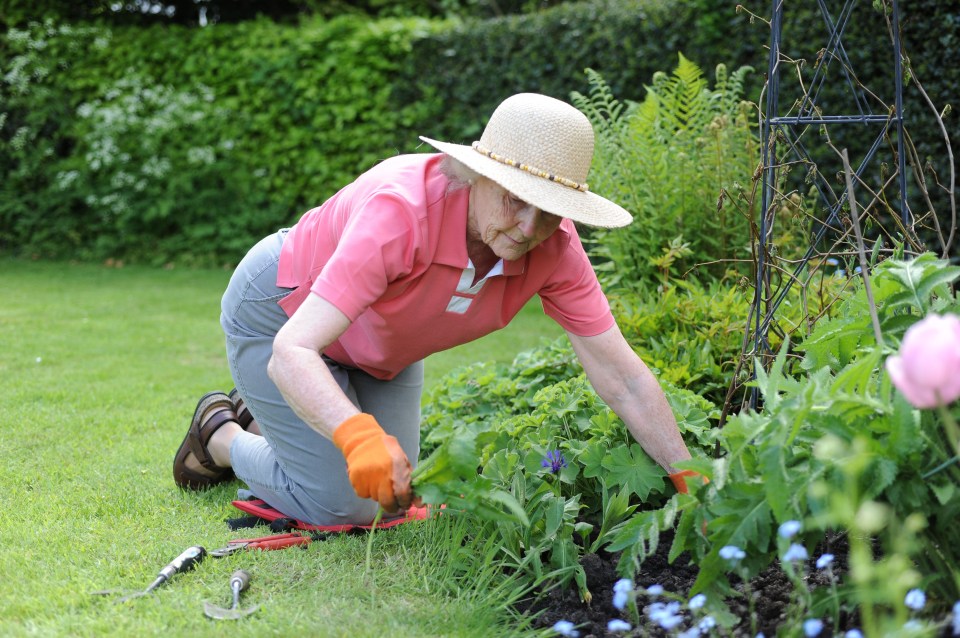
top-left (0, 15), bottom-right (442, 265)
top-left (0, 0), bottom-right (954, 266)
top-left (392, 0), bottom-right (760, 146)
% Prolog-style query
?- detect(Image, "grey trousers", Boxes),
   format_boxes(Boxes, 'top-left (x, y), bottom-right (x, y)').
top-left (220, 229), bottom-right (423, 525)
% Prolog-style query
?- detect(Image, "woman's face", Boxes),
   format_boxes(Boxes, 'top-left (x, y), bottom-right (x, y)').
top-left (469, 177), bottom-right (563, 261)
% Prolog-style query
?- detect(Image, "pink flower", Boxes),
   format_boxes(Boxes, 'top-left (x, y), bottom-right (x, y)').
top-left (885, 314), bottom-right (960, 408)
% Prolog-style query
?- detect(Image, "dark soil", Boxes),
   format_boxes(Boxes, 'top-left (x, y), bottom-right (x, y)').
top-left (526, 530), bottom-right (859, 637)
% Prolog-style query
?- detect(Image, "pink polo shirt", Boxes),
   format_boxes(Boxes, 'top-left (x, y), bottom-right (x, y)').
top-left (276, 153), bottom-right (614, 380)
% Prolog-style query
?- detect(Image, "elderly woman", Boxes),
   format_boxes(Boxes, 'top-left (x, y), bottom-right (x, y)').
top-left (173, 93), bottom-right (698, 524)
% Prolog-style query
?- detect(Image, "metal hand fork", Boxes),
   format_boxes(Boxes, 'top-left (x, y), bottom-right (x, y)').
top-left (93, 545), bottom-right (207, 603)
top-left (204, 570), bottom-right (259, 620)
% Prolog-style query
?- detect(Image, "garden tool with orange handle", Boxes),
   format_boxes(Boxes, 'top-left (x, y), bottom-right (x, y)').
top-left (210, 532), bottom-right (315, 557)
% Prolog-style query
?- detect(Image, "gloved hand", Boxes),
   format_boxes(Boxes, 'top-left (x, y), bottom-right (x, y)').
top-left (669, 469), bottom-right (708, 495)
top-left (333, 413), bottom-right (412, 513)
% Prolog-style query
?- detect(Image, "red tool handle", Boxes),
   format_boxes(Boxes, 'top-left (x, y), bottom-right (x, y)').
top-left (248, 535), bottom-right (312, 551)
top-left (227, 532), bottom-right (301, 545)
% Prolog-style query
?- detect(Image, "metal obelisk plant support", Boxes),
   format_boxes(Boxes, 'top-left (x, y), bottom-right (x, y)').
top-left (749, 0), bottom-right (909, 407)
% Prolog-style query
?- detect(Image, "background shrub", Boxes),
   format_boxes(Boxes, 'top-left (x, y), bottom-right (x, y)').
top-left (0, 0), bottom-right (954, 265)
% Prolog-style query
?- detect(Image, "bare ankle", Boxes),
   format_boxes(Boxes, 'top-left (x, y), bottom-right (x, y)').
top-left (209, 422), bottom-right (242, 467)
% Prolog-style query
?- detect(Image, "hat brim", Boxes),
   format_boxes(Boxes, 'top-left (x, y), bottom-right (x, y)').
top-left (419, 136), bottom-right (633, 229)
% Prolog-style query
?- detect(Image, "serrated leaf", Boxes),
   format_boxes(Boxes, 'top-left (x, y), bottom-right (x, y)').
top-left (602, 443), bottom-right (664, 500)
top-left (580, 441), bottom-right (607, 479)
top-left (863, 458), bottom-right (899, 500)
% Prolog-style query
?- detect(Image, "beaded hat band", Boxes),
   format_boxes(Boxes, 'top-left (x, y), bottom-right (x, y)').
top-left (471, 142), bottom-right (589, 193)
top-left (420, 93), bottom-right (632, 228)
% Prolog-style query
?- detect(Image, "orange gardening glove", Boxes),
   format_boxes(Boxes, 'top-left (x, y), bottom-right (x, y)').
top-left (332, 413), bottom-right (412, 513)
top-left (669, 470), bottom-right (709, 495)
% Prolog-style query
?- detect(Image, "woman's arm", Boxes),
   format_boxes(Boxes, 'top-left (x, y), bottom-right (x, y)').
top-left (269, 291), bottom-right (413, 511)
top-left (566, 323), bottom-right (692, 473)
top-left (267, 292), bottom-right (359, 439)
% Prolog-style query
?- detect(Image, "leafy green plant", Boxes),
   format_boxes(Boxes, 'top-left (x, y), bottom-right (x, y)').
top-left (572, 55), bottom-right (759, 290)
top-left (415, 351), bottom-right (717, 600)
top-left (654, 252), bottom-right (960, 618)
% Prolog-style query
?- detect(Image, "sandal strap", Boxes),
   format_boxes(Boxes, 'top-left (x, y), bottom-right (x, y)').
top-left (189, 398), bottom-right (236, 472)
top-left (229, 388), bottom-right (255, 430)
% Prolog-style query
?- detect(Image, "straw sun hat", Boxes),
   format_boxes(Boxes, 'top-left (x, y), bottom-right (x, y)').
top-left (420, 93), bottom-right (633, 228)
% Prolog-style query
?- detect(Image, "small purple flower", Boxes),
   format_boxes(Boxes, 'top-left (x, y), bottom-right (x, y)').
top-left (782, 543), bottom-right (809, 562)
top-left (905, 588), bottom-right (926, 611)
top-left (803, 618), bottom-right (824, 637)
top-left (678, 629), bottom-right (701, 638)
top-left (607, 619), bottom-right (632, 633)
top-left (951, 600), bottom-right (960, 636)
top-left (816, 553), bottom-right (835, 569)
top-left (698, 615), bottom-right (717, 632)
top-left (688, 593), bottom-right (707, 610)
top-left (551, 620), bottom-right (580, 637)
top-left (844, 631), bottom-right (864, 638)
top-left (645, 584), bottom-right (665, 597)
top-left (778, 520), bottom-right (802, 539)
top-left (542, 450), bottom-right (568, 473)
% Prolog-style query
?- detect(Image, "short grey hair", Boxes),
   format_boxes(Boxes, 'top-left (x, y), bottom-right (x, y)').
top-left (439, 154), bottom-right (480, 191)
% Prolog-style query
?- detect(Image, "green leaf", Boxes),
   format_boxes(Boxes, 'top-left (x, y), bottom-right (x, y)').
top-left (602, 443), bottom-right (664, 500)
top-left (485, 488), bottom-right (530, 527)
top-left (930, 481), bottom-right (957, 505)
top-left (543, 494), bottom-right (565, 540)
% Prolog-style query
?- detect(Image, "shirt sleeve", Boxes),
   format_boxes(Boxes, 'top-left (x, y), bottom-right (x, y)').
top-left (309, 192), bottom-right (420, 322)
top-left (538, 225), bottom-right (615, 337)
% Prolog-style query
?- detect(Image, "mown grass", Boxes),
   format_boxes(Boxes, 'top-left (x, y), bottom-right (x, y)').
top-left (0, 258), bottom-right (559, 637)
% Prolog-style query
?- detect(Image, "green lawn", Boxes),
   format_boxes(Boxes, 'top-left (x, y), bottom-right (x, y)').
top-left (0, 259), bottom-right (558, 637)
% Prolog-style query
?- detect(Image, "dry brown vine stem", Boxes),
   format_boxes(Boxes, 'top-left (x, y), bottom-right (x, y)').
top-left (841, 148), bottom-right (885, 348)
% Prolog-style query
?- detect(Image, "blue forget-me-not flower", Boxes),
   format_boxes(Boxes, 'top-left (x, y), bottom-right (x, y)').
top-left (778, 520), bottom-right (802, 539)
top-left (612, 578), bottom-right (633, 611)
top-left (782, 543), bottom-right (809, 562)
top-left (607, 619), bottom-right (631, 633)
top-left (551, 620), bottom-right (579, 637)
top-left (719, 545), bottom-right (746, 562)
top-left (905, 588), bottom-right (926, 611)
top-left (803, 618), bottom-right (824, 637)
top-left (648, 601), bottom-right (683, 630)
top-left (688, 593), bottom-right (707, 610)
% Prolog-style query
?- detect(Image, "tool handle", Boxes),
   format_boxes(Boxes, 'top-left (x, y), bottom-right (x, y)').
top-left (251, 535), bottom-right (311, 551)
top-left (157, 545), bottom-right (207, 581)
top-left (230, 570), bottom-right (251, 593)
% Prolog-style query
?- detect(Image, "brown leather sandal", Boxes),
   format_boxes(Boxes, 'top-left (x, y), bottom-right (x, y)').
top-left (228, 387), bottom-right (255, 431)
top-left (173, 391), bottom-right (238, 490)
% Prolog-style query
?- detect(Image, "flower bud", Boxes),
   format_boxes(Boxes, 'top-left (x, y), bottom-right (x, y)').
top-left (885, 314), bottom-right (960, 408)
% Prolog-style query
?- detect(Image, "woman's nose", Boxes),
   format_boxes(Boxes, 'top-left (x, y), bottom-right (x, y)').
top-left (515, 205), bottom-right (542, 237)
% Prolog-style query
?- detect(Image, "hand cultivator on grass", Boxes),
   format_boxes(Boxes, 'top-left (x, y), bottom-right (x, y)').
top-left (204, 570), bottom-right (259, 621)
top-left (93, 545), bottom-right (207, 603)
